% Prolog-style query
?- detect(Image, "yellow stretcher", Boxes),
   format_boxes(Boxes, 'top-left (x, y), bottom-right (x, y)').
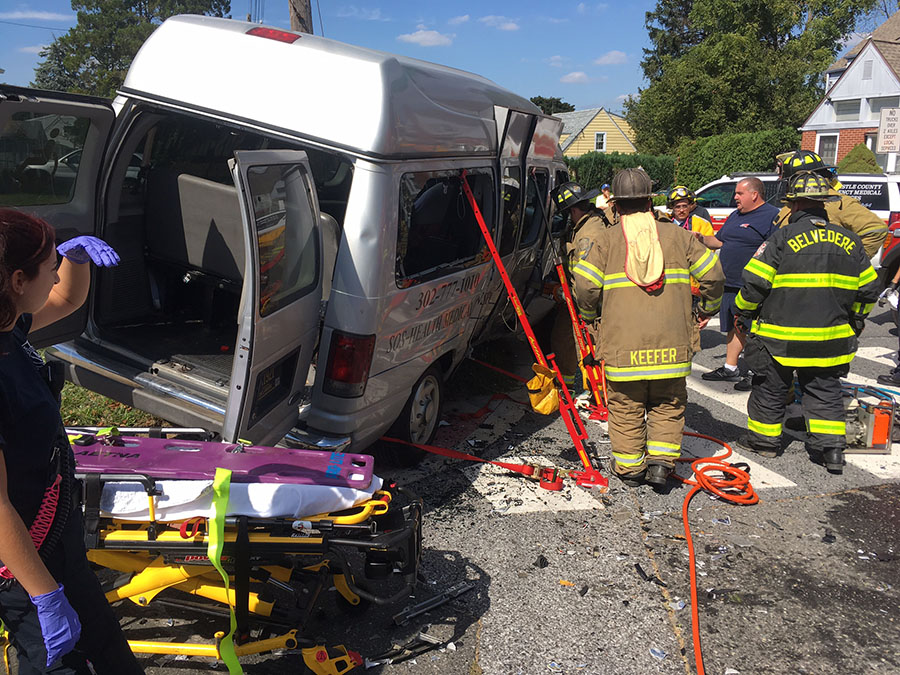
top-left (65, 429), bottom-right (422, 674)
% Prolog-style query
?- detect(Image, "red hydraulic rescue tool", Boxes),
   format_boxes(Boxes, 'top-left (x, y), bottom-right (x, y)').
top-left (459, 170), bottom-right (607, 490)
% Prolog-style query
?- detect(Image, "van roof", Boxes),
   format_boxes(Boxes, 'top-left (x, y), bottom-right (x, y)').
top-left (122, 15), bottom-right (542, 159)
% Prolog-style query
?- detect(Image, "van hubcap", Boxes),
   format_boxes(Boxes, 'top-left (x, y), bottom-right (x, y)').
top-left (409, 375), bottom-right (439, 444)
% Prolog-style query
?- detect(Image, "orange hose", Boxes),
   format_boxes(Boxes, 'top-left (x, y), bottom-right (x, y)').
top-left (676, 432), bottom-right (759, 675)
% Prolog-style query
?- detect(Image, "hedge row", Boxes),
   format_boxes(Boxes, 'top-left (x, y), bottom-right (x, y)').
top-left (674, 127), bottom-right (801, 190)
top-left (566, 151), bottom-right (676, 194)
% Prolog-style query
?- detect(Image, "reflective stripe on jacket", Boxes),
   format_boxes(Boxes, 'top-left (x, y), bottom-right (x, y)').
top-left (737, 208), bottom-right (881, 368)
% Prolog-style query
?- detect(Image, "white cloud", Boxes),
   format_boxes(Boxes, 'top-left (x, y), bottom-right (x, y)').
top-left (561, 71), bottom-right (589, 83)
top-left (337, 6), bottom-right (389, 21)
top-left (479, 15), bottom-right (519, 31)
top-left (0, 10), bottom-right (72, 21)
top-left (548, 55), bottom-right (566, 68)
top-left (576, 3), bottom-right (607, 15)
top-left (448, 14), bottom-right (469, 25)
top-left (595, 50), bottom-right (627, 65)
top-left (18, 45), bottom-right (46, 54)
top-left (397, 26), bottom-right (454, 46)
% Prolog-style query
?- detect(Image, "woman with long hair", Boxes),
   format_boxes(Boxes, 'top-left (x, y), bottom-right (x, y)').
top-left (0, 208), bottom-right (143, 673)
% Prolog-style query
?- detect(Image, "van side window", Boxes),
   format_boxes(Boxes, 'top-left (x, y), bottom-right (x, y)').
top-left (521, 169), bottom-right (549, 249)
top-left (396, 169), bottom-right (494, 284)
top-left (498, 167), bottom-right (523, 256)
top-left (245, 164), bottom-right (319, 317)
top-left (0, 112), bottom-right (90, 206)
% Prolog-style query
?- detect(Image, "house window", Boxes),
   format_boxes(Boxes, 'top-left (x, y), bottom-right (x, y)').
top-left (594, 132), bottom-right (606, 152)
top-left (834, 99), bottom-right (860, 122)
top-left (863, 60), bottom-right (873, 80)
top-left (817, 134), bottom-right (839, 166)
top-left (865, 133), bottom-right (888, 172)
top-left (869, 96), bottom-right (900, 120)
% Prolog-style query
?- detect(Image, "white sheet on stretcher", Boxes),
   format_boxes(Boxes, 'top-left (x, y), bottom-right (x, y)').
top-left (100, 476), bottom-right (383, 521)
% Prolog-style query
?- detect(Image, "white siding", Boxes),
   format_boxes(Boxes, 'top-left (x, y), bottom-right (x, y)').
top-left (805, 42), bottom-right (900, 128)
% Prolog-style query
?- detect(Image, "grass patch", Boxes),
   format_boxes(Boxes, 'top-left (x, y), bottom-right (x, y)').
top-left (60, 382), bottom-right (167, 427)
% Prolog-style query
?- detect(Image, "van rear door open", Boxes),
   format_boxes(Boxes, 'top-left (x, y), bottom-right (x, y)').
top-left (0, 86), bottom-right (114, 347)
top-left (222, 150), bottom-right (324, 445)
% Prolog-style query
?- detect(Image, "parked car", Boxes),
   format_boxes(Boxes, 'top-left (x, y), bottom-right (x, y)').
top-left (23, 149), bottom-right (143, 197)
top-left (694, 172), bottom-right (900, 280)
top-left (0, 16), bottom-right (567, 454)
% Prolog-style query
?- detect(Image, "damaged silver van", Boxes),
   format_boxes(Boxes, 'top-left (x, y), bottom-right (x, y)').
top-left (0, 15), bottom-right (566, 452)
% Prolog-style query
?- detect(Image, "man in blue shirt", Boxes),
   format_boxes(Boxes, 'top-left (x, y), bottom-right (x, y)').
top-left (698, 177), bottom-right (778, 390)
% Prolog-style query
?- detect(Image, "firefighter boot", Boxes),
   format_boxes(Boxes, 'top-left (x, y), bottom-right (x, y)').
top-left (645, 463), bottom-right (670, 487)
top-left (822, 448), bottom-right (844, 475)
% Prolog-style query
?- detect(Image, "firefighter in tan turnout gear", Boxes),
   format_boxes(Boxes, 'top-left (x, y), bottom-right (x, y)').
top-left (734, 171), bottom-right (881, 474)
top-left (571, 168), bottom-right (725, 487)
top-left (549, 181), bottom-right (612, 389)
top-left (774, 150), bottom-right (887, 259)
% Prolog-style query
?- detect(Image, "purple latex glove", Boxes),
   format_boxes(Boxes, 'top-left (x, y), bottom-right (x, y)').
top-left (56, 236), bottom-right (120, 267)
top-left (30, 584), bottom-right (81, 667)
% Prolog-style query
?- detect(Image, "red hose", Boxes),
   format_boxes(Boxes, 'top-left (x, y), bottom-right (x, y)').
top-left (676, 432), bottom-right (759, 675)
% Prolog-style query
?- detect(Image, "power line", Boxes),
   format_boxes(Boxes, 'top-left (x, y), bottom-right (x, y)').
top-left (316, 0), bottom-right (324, 36)
top-left (0, 19), bottom-right (70, 31)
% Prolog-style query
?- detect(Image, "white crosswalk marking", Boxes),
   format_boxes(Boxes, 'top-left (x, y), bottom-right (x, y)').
top-left (855, 346), bottom-right (897, 369)
top-left (688, 361), bottom-right (900, 481)
top-left (679, 431), bottom-right (797, 488)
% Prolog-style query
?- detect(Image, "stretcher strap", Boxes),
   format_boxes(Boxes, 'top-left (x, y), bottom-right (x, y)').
top-left (234, 517), bottom-right (250, 644)
top-left (209, 468), bottom-right (242, 674)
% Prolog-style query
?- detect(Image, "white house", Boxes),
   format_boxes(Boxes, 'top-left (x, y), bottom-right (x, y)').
top-left (800, 12), bottom-right (900, 172)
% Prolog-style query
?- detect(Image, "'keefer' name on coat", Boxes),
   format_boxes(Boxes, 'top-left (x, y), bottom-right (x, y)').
top-left (630, 348), bottom-right (678, 366)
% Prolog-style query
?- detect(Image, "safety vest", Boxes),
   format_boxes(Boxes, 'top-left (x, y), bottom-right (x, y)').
top-left (570, 216), bottom-right (725, 382)
top-left (736, 209), bottom-right (881, 368)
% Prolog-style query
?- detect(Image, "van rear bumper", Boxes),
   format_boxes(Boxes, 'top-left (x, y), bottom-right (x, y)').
top-left (283, 420), bottom-right (352, 453)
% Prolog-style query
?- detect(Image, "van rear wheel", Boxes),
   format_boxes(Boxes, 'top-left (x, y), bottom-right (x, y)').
top-left (379, 365), bottom-right (443, 466)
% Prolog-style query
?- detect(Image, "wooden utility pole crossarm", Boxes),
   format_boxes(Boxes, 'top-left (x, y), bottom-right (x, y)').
top-left (289, 0), bottom-right (313, 34)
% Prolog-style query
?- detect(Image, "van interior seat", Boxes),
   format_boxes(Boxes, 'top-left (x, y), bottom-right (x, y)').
top-left (145, 169), bottom-right (245, 284)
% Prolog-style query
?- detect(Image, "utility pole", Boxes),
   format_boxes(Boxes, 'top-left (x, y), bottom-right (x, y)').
top-left (289, 0), bottom-right (313, 34)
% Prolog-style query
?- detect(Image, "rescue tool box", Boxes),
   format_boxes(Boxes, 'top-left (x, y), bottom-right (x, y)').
top-left (0, 15), bottom-right (569, 453)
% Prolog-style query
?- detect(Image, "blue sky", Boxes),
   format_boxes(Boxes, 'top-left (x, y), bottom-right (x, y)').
top-left (0, 0), bottom-right (657, 113)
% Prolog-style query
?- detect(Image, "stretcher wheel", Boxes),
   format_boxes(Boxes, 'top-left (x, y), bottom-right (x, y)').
top-left (380, 365), bottom-right (444, 467)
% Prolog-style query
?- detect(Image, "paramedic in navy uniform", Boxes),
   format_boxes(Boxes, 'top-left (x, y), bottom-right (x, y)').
top-left (0, 209), bottom-right (144, 673)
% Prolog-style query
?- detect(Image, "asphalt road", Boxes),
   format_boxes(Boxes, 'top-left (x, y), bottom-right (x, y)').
top-left (98, 305), bottom-right (900, 674)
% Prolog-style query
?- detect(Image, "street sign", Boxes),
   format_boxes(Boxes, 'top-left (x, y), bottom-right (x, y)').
top-left (877, 107), bottom-right (900, 153)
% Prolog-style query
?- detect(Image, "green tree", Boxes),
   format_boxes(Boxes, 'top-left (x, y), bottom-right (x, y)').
top-left (625, 0), bottom-right (877, 155)
top-left (530, 96), bottom-right (575, 115)
top-left (837, 143), bottom-right (882, 173)
top-left (639, 0), bottom-right (704, 83)
top-left (32, 0), bottom-right (230, 97)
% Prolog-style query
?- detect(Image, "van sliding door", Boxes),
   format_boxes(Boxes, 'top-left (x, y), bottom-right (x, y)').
top-left (223, 150), bottom-right (324, 445)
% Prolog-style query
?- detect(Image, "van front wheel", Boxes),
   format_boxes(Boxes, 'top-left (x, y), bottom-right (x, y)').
top-left (381, 366), bottom-right (444, 466)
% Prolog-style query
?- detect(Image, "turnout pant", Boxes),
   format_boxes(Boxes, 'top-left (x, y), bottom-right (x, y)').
top-left (608, 377), bottom-right (687, 476)
top-left (747, 357), bottom-right (847, 453)
top-left (0, 503), bottom-right (144, 675)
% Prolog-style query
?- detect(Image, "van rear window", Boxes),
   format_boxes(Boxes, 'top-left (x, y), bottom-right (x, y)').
top-left (839, 181), bottom-right (888, 211)
top-left (396, 169), bottom-right (495, 284)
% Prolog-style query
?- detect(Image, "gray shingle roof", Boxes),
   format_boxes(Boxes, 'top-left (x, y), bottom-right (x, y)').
top-left (828, 9), bottom-right (900, 72)
top-left (554, 108), bottom-right (601, 150)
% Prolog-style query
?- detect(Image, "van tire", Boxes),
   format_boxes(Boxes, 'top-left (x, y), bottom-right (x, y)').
top-left (380, 365), bottom-right (444, 467)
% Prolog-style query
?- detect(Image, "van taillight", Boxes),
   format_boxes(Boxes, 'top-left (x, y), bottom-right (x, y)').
top-left (246, 27), bottom-right (301, 43)
top-left (323, 331), bottom-right (376, 398)
top-left (885, 212), bottom-right (900, 254)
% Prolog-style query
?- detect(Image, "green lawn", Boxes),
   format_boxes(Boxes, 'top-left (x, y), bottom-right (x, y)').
top-left (60, 382), bottom-right (167, 427)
